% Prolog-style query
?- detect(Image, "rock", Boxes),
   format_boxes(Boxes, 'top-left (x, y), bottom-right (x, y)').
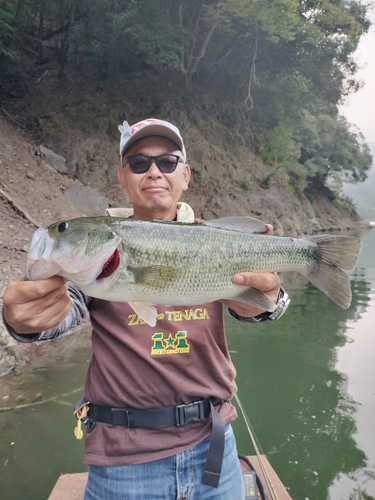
top-left (64, 184), bottom-right (113, 216)
top-left (15, 394), bottom-right (26, 402)
top-left (6, 342), bottom-right (28, 361)
top-left (39, 145), bottom-right (68, 174)
top-left (70, 138), bottom-right (109, 184)
top-left (0, 355), bottom-right (16, 378)
top-left (13, 367), bottom-right (22, 376)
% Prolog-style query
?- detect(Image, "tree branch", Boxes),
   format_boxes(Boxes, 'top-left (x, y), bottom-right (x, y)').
top-left (245, 22), bottom-right (260, 109)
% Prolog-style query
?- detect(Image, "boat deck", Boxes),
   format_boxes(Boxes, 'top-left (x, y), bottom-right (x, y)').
top-left (240, 454), bottom-right (292, 499)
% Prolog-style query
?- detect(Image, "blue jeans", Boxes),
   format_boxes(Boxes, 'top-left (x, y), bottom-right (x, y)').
top-left (85, 424), bottom-right (245, 499)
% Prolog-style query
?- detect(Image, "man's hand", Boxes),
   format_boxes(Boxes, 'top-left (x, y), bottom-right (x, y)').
top-left (3, 276), bottom-right (73, 334)
top-left (221, 271), bottom-right (281, 318)
top-left (220, 223), bottom-right (280, 318)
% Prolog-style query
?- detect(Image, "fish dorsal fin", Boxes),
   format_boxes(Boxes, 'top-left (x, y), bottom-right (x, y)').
top-left (203, 216), bottom-right (267, 234)
top-left (130, 265), bottom-right (179, 289)
top-left (234, 287), bottom-right (277, 312)
top-left (129, 301), bottom-right (158, 326)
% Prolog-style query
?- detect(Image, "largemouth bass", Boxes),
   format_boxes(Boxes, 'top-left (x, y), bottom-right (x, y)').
top-left (26, 216), bottom-right (361, 326)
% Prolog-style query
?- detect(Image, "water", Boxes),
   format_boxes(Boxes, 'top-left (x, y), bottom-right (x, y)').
top-left (0, 344), bottom-right (90, 499)
top-left (0, 228), bottom-right (374, 500)
top-left (228, 227), bottom-right (375, 500)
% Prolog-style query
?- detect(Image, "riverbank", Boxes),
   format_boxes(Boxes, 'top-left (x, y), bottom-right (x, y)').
top-left (0, 112), bottom-right (371, 379)
top-left (0, 324), bottom-right (91, 410)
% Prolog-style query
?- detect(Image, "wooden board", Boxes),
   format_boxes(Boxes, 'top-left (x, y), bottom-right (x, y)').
top-left (240, 455), bottom-right (293, 499)
top-left (48, 473), bottom-right (87, 500)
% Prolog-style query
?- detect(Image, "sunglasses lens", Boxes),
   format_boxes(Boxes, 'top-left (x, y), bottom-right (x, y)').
top-left (128, 157), bottom-right (150, 174)
top-left (157, 155), bottom-right (178, 173)
top-left (126, 154), bottom-right (180, 174)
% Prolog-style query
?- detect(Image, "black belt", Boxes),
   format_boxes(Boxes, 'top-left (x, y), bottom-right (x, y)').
top-left (79, 397), bottom-right (227, 488)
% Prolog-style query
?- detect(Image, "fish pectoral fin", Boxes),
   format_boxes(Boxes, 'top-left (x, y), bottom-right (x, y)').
top-left (203, 216), bottom-right (267, 234)
top-left (233, 287), bottom-right (277, 312)
top-left (129, 266), bottom-right (179, 289)
top-left (129, 301), bottom-right (158, 327)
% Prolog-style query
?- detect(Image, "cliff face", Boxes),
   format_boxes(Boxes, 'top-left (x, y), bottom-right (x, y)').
top-left (0, 72), bottom-right (368, 377)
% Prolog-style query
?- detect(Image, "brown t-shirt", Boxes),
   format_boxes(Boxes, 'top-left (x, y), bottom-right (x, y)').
top-left (84, 299), bottom-right (237, 466)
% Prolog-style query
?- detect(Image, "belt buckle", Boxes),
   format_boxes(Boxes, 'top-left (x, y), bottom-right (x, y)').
top-left (175, 400), bottom-right (205, 427)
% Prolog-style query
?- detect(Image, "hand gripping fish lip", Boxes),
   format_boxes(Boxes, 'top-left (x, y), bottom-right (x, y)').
top-left (96, 249), bottom-right (120, 280)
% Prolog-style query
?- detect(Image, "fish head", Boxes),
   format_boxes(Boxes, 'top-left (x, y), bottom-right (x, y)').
top-left (26, 218), bottom-right (122, 287)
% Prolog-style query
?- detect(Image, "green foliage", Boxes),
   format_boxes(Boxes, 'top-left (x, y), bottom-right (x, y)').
top-left (326, 174), bottom-right (358, 213)
top-left (0, 0), bottom-right (19, 73)
top-left (0, 0), bottom-right (373, 199)
top-left (342, 143), bottom-right (375, 221)
top-left (260, 125), bottom-right (295, 167)
top-left (333, 194), bottom-right (358, 214)
top-left (79, 0), bottom-right (184, 77)
top-left (295, 113), bottom-right (372, 187)
top-left (304, 190), bottom-right (315, 205)
top-left (259, 125), bottom-right (304, 189)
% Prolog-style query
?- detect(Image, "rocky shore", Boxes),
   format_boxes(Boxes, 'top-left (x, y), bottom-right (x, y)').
top-left (0, 114), bottom-right (370, 379)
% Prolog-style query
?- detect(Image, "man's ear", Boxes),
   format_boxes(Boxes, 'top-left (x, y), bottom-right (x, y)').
top-left (118, 167), bottom-right (128, 195)
top-left (182, 164), bottom-right (191, 192)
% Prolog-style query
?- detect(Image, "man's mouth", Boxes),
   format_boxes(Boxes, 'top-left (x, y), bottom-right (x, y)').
top-left (96, 249), bottom-right (120, 280)
top-left (143, 185), bottom-right (166, 192)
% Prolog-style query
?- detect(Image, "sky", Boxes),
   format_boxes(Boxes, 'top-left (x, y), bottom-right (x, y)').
top-left (340, 3), bottom-right (375, 144)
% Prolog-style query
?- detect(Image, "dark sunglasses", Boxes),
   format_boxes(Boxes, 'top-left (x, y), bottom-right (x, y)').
top-left (123, 154), bottom-right (183, 174)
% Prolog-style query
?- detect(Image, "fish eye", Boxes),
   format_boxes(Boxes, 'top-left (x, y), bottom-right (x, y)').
top-left (57, 222), bottom-right (69, 233)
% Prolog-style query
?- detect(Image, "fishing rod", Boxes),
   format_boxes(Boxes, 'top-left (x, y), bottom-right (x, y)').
top-left (235, 393), bottom-right (280, 500)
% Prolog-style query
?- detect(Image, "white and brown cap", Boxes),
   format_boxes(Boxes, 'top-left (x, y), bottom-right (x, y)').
top-left (119, 118), bottom-right (186, 161)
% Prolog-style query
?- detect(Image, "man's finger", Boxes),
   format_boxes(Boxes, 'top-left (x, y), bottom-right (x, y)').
top-left (4, 276), bottom-right (67, 304)
top-left (264, 224), bottom-right (273, 235)
top-left (232, 272), bottom-right (280, 291)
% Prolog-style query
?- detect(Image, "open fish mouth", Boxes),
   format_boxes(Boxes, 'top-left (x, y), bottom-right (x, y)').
top-left (96, 249), bottom-right (120, 280)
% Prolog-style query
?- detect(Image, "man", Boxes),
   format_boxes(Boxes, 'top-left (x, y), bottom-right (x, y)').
top-left (3, 118), bottom-right (289, 499)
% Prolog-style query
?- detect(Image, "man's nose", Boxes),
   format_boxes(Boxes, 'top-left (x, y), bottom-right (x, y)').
top-left (147, 160), bottom-right (161, 176)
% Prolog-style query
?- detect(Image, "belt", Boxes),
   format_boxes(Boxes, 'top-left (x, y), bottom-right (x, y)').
top-left (75, 397), bottom-right (227, 488)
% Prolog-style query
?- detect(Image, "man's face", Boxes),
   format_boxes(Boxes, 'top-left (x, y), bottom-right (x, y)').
top-left (117, 136), bottom-right (191, 220)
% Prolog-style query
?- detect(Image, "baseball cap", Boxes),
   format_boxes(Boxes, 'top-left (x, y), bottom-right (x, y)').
top-left (118, 118), bottom-right (186, 161)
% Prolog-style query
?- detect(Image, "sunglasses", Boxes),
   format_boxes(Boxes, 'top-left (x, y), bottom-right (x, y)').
top-left (123, 154), bottom-right (183, 174)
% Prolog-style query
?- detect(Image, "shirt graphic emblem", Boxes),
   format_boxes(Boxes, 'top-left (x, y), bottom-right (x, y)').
top-left (151, 331), bottom-right (190, 355)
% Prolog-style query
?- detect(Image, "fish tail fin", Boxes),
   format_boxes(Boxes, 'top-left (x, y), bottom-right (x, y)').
top-left (303, 235), bottom-right (361, 309)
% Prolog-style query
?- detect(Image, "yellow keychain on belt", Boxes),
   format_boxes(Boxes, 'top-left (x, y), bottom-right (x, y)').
top-left (74, 404), bottom-right (89, 440)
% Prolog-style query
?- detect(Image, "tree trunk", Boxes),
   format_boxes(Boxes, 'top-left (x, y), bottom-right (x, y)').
top-left (185, 18), bottom-right (218, 84)
top-left (58, 0), bottom-right (79, 78)
top-left (38, 1), bottom-right (45, 63)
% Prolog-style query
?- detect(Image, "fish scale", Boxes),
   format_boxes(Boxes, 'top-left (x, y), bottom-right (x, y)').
top-left (26, 216), bottom-right (361, 326)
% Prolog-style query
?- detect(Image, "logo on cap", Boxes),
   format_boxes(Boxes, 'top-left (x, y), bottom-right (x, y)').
top-left (130, 119), bottom-right (163, 136)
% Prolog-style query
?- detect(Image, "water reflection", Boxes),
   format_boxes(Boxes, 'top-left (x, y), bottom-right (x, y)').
top-left (329, 228), bottom-right (375, 500)
top-left (228, 228), bottom-right (375, 499)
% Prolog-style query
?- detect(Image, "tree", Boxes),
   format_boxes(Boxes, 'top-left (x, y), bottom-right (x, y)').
top-left (0, 1), bottom-right (18, 76)
top-left (259, 125), bottom-right (300, 188)
top-left (295, 113), bottom-right (372, 189)
top-left (0, 0), bottom-right (372, 197)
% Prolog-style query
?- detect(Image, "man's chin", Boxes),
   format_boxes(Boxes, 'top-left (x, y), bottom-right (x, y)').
top-left (134, 199), bottom-right (177, 219)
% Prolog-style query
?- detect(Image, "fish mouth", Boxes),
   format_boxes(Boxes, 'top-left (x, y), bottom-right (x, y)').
top-left (96, 249), bottom-right (120, 280)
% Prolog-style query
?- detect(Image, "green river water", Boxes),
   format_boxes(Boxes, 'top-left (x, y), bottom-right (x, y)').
top-left (0, 227), bottom-right (374, 500)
